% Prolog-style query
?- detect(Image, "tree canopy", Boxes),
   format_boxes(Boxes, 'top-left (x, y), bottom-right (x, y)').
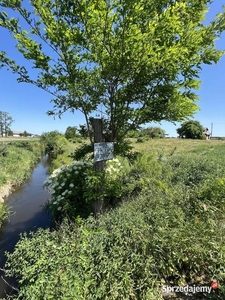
top-left (64, 126), bottom-right (78, 140)
top-left (177, 120), bottom-right (204, 139)
top-left (0, 0), bottom-right (224, 143)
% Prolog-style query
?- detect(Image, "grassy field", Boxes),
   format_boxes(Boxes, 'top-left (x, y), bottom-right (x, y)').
top-left (131, 137), bottom-right (225, 155)
top-left (0, 137), bottom-right (39, 142)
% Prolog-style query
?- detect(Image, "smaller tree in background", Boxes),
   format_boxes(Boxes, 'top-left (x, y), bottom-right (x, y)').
top-left (177, 120), bottom-right (204, 139)
top-left (40, 131), bottom-right (68, 158)
top-left (141, 127), bottom-right (166, 139)
top-left (65, 126), bottom-right (78, 140)
top-left (126, 126), bottom-right (166, 139)
top-left (22, 131), bottom-right (32, 137)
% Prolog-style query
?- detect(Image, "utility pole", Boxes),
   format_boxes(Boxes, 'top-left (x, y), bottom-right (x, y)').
top-left (211, 122), bottom-right (213, 139)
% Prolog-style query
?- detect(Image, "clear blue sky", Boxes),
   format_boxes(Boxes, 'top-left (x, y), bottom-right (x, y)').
top-left (0, 1), bottom-right (224, 136)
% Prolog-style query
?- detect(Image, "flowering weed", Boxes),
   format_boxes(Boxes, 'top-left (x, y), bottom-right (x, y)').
top-left (44, 158), bottom-right (127, 220)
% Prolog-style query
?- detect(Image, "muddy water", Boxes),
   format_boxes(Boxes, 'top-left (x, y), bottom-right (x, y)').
top-left (0, 156), bottom-right (52, 298)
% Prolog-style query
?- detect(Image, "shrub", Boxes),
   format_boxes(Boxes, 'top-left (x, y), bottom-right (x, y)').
top-left (44, 152), bottom-right (170, 220)
top-left (11, 141), bottom-right (34, 151)
top-left (0, 202), bottom-right (10, 228)
top-left (44, 158), bottom-right (127, 220)
top-left (40, 131), bottom-right (68, 158)
top-left (44, 161), bottom-right (94, 219)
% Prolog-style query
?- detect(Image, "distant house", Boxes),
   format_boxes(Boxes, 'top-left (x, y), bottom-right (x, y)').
top-left (12, 131), bottom-right (24, 137)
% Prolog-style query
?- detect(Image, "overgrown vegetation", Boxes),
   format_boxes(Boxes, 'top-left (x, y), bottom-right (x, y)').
top-left (40, 131), bottom-right (68, 159)
top-left (0, 202), bottom-right (9, 228)
top-left (2, 139), bottom-right (225, 299)
top-left (0, 140), bottom-right (42, 188)
top-left (0, 140), bottom-right (42, 226)
top-left (126, 126), bottom-right (166, 139)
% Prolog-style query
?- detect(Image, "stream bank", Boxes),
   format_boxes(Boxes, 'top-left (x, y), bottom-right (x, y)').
top-left (0, 155), bottom-right (52, 298)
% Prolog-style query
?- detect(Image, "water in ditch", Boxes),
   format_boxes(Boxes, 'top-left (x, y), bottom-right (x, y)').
top-left (0, 156), bottom-right (52, 298)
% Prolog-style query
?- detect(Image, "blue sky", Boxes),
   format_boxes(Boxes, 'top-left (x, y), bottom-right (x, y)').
top-left (0, 1), bottom-right (224, 137)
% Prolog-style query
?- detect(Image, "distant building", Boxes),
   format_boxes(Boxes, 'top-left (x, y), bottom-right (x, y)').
top-left (12, 131), bottom-right (24, 137)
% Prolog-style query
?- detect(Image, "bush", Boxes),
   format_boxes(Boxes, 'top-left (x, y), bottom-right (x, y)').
top-left (44, 153), bottom-right (170, 221)
top-left (0, 202), bottom-right (10, 228)
top-left (44, 158), bottom-right (127, 220)
top-left (64, 126), bottom-right (78, 140)
top-left (44, 161), bottom-right (94, 219)
top-left (40, 131), bottom-right (68, 158)
top-left (10, 141), bottom-right (34, 151)
top-left (4, 196), bottom-right (163, 300)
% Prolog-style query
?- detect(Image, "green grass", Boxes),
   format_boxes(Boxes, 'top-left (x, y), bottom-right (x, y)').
top-left (130, 137), bottom-right (225, 156)
top-left (0, 140), bottom-right (42, 187)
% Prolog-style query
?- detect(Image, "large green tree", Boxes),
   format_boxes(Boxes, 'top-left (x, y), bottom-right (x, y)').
top-left (177, 120), bottom-right (204, 139)
top-left (0, 0), bottom-right (224, 143)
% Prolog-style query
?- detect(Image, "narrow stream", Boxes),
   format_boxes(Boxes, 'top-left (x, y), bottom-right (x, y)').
top-left (0, 156), bottom-right (52, 298)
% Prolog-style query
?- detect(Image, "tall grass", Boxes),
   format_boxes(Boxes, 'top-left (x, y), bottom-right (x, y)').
top-left (0, 140), bottom-right (42, 188)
